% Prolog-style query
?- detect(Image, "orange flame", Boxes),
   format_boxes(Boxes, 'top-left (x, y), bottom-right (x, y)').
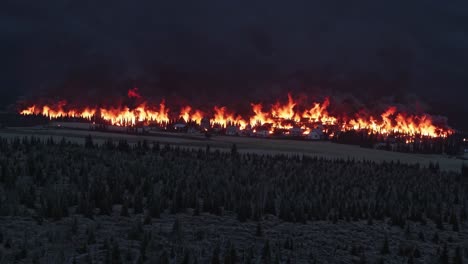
top-left (99, 101), bottom-right (169, 126)
top-left (18, 90), bottom-right (453, 138)
top-left (179, 106), bottom-right (204, 124)
top-left (345, 106), bottom-right (451, 137)
top-left (271, 93), bottom-right (301, 122)
top-left (302, 97), bottom-right (337, 125)
top-left (211, 106), bottom-right (247, 129)
top-left (250, 103), bottom-right (274, 127)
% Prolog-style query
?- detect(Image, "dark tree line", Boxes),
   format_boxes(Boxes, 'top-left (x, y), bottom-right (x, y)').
top-left (1, 136), bottom-right (467, 224)
top-left (0, 135), bottom-right (467, 262)
top-left (333, 130), bottom-right (463, 155)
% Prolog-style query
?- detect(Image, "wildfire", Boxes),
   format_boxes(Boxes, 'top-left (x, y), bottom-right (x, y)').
top-left (179, 106), bottom-right (204, 124)
top-left (271, 94), bottom-right (301, 122)
top-left (18, 89), bottom-right (453, 138)
top-left (250, 103), bottom-right (274, 127)
top-left (302, 97), bottom-right (337, 125)
top-left (99, 101), bottom-right (169, 126)
top-left (345, 107), bottom-right (449, 137)
top-left (211, 106), bottom-right (247, 129)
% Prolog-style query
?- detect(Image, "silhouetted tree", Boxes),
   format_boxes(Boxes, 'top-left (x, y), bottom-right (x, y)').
top-left (380, 236), bottom-right (390, 255)
top-left (212, 245), bottom-right (221, 264)
top-left (256, 222), bottom-right (263, 237)
top-left (454, 246), bottom-right (463, 264)
top-left (440, 244), bottom-right (449, 264)
top-left (85, 135), bottom-right (94, 149)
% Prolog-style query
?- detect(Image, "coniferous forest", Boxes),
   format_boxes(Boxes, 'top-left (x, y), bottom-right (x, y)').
top-left (0, 135), bottom-right (467, 263)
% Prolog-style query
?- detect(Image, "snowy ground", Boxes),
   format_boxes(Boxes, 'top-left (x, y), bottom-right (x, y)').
top-left (1, 206), bottom-right (467, 263)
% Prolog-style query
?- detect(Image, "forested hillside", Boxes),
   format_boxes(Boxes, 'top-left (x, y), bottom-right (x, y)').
top-left (0, 136), bottom-right (467, 263)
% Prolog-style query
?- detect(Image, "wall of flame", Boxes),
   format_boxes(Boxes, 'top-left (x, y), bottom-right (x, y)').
top-left (19, 89), bottom-right (453, 138)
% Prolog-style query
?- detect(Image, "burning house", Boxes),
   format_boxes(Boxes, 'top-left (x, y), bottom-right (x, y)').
top-left (289, 126), bottom-right (303, 137)
top-left (254, 125), bottom-right (271, 137)
top-left (200, 117), bottom-right (211, 131)
top-left (173, 123), bottom-right (187, 131)
top-left (241, 124), bottom-right (254, 136)
top-left (306, 128), bottom-right (324, 140)
top-left (187, 126), bottom-right (200, 134)
top-left (226, 125), bottom-right (240, 136)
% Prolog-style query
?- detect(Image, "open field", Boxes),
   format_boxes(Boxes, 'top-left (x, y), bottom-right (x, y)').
top-left (0, 125), bottom-right (465, 172)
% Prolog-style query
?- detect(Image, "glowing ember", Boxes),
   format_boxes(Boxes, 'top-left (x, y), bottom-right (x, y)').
top-left (127, 87), bottom-right (142, 99)
top-left (18, 89), bottom-right (453, 138)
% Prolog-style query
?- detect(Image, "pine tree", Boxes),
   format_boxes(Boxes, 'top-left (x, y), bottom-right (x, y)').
top-left (439, 244), bottom-right (449, 264)
top-left (181, 251), bottom-right (190, 264)
top-left (117, 139), bottom-right (130, 152)
top-left (359, 253), bottom-right (367, 264)
top-left (149, 197), bottom-right (161, 218)
top-left (133, 192), bottom-right (143, 215)
top-left (436, 214), bottom-right (444, 230)
top-left (224, 249), bottom-right (232, 264)
top-left (103, 138), bottom-right (114, 150)
top-left (71, 217), bottom-right (78, 235)
top-left (143, 212), bottom-right (152, 225)
top-left (453, 246), bottom-right (463, 264)
top-left (152, 141), bottom-right (161, 152)
top-left (432, 232), bottom-right (440, 244)
top-left (111, 240), bottom-right (122, 264)
top-left (212, 245), bottom-right (221, 264)
top-left (256, 222), bottom-right (263, 237)
top-left (380, 236), bottom-right (390, 255)
top-left (120, 201), bottom-right (129, 217)
top-left (231, 143), bottom-right (238, 156)
top-left (87, 226), bottom-right (96, 244)
top-left (159, 250), bottom-right (170, 264)
top-left (193, 200), bottom-right (200, 216)
top-left (418, 231), bottom-right (425, 242)
top-left (32, 255), bottom-right (40, 264)
top-left (140, 232), bottom-right (151, 262)
top-left (450, 210), bottom-right (460, 232)
top-left (229, 243), bottom-right (238, 264)
top-left (262, 240), bottom-right (272, 264)
top-left (462, 164), bottom-right (468, 178)
top-left (85, 135), bottom-right (94, 149)
top-left (172, 218), bottom-right (183, 241)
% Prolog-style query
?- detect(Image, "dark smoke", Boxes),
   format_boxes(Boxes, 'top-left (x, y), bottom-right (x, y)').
top-left (2, 0), bottom-right (468, 130)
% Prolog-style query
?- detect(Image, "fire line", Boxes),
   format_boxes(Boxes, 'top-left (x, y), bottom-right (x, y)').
top-left (19, 89), bottom-right (453, 139)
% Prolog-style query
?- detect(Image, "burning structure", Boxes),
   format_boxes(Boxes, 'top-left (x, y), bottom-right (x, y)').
top-left (18, 88), bottom-right (455, 144)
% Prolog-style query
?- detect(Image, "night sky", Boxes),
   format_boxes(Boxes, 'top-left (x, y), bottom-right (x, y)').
top-left (1, 1), bottom-right (468, 130)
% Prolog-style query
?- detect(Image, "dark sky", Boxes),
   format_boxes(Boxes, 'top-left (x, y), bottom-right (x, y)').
top-left (1, 1), bottom-right (468, 129)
